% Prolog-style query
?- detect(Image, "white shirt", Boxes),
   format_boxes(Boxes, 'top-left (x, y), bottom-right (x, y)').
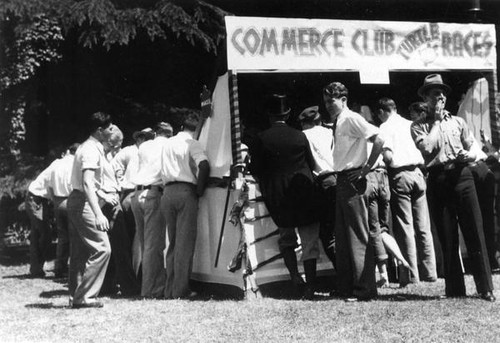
top-left (303, 125), bottom-right (334, 175)
top-left (112, 144), bottom-right (139, 190)
top-left (71, 136), bottom-right (106, 192)
top-left (49, 154), bottom-right (74, 197)
top-left (160, 131), bottom-right (208, 185)
top-left (333, 108), bottom-right (379, 171)
top-left (379, 113), bottom-right (424, 168)
top-left (131, 136), bottom-right (168, 186)
top-left (28, 160), bottom-right (58, 198)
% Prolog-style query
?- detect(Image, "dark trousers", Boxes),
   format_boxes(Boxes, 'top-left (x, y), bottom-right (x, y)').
top-left (101, 199), bottom-right (140, 296)
top-left (427, 165), bottom-right (493, 296)
top-left (335, 173), bottom-right (377, 299)
top-left (53, 196), bottom-right (70, 275)
top-left (469, 161), bottom-right (499, 270)
top-left (316, 174), bottom-right (337, 266)
top-left (25, 193), bottom-right (51, 276)
top-left (120, 189), bottom-right (136, 246)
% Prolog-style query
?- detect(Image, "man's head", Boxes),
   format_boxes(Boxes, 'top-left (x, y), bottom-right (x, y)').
top-left (322, 82), bottom-right (348, 119)
top-left (408, 102), bottom-right (429, 122)
top-left (182, 112), bottom-right (201, 132)
top-left (88, 111), bottom-right (113, 142)
top-left (103, 125), bottom-right (123, 156)
top-left (155, 122), bottom-right (173, 138)
top-left (418, 74), bottom-right (451, 111)
top-left (374, 97), bottom-right (397, 124)
top-left (67, 143), bottom-right (80, 155)
top-left (298, 105), bottom-right (321, 130)
top-left (133, 127), bottom-right (155, 146)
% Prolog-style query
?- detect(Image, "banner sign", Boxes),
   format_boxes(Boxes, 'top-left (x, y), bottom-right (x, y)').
top-left (225, 16), bottom-right (496, 72)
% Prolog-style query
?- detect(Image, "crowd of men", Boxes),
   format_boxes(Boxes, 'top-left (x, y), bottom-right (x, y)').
top-left (26, 111), bottom-right (209, 308)
top-left (25, 73), bottom-right (499, 307)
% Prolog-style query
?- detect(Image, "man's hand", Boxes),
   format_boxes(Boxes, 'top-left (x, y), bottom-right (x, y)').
top-left (99, 192), bottom-right (119, 206)
top-left (456, 149), bottom-right (475, 163)
top-left (95, 213), bottom-right (110, 231)
top-left (346, 165), bottom-right (370, 182)
top-left (433, 99), bottom-right (445, 121)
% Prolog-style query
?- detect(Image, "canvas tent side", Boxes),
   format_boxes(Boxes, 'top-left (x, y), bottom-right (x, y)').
top-left (190, 16), bottom-right (498, 296)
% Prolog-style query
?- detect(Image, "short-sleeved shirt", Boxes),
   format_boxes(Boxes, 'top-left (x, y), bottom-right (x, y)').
top-left (333, 108), bottom-right (379, 171)
top-left (101, 157), bottom-right (120, 193)
top-left (71, 136), bottom-right (105, 192)
top-left (303, 125), bottom-right (335, 175)
top-left (28, 161), bottom-right (58, 198)
top-left (112, 144), bottom-right (139, 190)
top-left (379, 113), bottom-right (424, 168)
top-left (49, 154), bottom-right (74, 197)
top-left (160, 131), bottom-right (208, 185)
top-left (131, 136), bottom-right (168, 187)
top-left (410, 112), bottom-right (474, 168)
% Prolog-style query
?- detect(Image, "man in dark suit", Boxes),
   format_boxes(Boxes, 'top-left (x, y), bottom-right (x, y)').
top-left (250, 94), bottom-right (320, 300)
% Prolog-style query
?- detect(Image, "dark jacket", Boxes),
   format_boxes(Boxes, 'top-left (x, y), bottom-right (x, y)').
top-left (249, 122), bottom-right (320, 227)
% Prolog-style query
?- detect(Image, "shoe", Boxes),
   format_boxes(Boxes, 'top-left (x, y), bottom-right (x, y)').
top-left (491, 268), bottom-right (500, 274)
top-left (344, 295), bottom-right (376, 302)
top-left (303, 286), bottom-right (315, 300)
top-left (72, 301), bottom-right (104, 309)
top-left (480, 291), bottom-right (496, 302)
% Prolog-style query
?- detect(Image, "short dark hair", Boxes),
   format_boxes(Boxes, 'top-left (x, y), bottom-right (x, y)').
top-left (183, 112), bottom-right (200, 131)
top-left (323, 82), bottom-right (348, 99)
top-left (88, 112), bottom-right (112, 133)
top-left (155, 122), bottom-right (173, 137)
top-left (68, 143), bottom-right (80, 155)
top-left (408, 101), bottom-right (428, 114)
top-left (375, 97), bottom-right (397, 112)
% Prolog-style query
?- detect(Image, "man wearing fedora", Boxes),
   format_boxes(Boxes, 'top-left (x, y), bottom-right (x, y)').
top-left (322, 82), bottom-right (384, 301)
top-left (411, 73), bottom-right (495, 301)
top-left (130, 121), bottom-right (173, 298)
top-left (250, 94), bottom-right (320, 300)
top-left (298, 106), bottom-right (337, 272)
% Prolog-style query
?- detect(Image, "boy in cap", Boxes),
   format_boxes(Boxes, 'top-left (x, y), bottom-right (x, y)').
top-left (298, 105), bottom-right (337, 271)
top-left (411, 74), bottom-right (495, 301)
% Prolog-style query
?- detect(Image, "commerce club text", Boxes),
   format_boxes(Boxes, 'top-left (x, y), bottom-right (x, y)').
top-left (230, 23), bottom-right (494, 60)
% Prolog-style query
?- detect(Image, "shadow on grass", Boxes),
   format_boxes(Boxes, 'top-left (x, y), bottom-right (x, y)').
top-left (25, 303), bottom-right (69, 310)
top-left (376, 293), bottom-right (441, 301)
top-left (3, 273), bottom-right (40, 280)
top-left (0, 249), bottom-right (30, 266)
top-left (39, 289), bottom-right (68, 298)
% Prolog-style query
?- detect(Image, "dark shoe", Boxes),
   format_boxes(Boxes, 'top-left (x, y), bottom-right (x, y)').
top-left (303, 285), bottom-right (315, 300)
top-left (480, 291), bottom-right (496, 302)
top-left (72, 301), bottom-right (104, 309)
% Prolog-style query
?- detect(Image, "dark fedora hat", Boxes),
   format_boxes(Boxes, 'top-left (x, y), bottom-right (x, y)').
top-left (266, 93), bottom-right (291, 116)
top-left (418, 74), bottom-right (451, 98)
top-left (298, 106), bottom-right (320, 122)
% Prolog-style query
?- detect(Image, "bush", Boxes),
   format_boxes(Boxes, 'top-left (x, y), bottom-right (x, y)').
top-left (0, 152), bottom-right (48, 248)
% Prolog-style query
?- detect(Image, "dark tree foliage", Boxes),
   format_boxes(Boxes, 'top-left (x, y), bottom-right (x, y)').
top-left (0, 0), bottom-right (229, 156)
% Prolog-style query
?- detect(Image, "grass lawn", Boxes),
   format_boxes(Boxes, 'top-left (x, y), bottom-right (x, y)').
top-left (1, 253), bottom-right (500, 343)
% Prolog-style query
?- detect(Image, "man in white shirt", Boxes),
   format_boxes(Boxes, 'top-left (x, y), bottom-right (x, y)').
top-left (376, 97), bottom-right (437, 287)
top-left (130, 122), bottom-right (173, 298)
top-left (323, 82), bottom-right (384, 301)
top-left (67, 111), bottom-right (114, 308)
top-left (99, 126), bottom-right (140, 297)
top-left (112, 128), bottom-right (154, 244)
top-left (298, 106), bottom-right (336, 270)
top-left (160, 112), bottom-right (209, 299)
top-left (49, 143), bottom-right (79, 278)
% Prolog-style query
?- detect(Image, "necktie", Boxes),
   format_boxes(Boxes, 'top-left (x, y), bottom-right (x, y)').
top-left (322, 120), bottom-right (337, 148)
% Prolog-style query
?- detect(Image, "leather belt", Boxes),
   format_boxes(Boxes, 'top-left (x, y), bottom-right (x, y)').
top-left (136, 185), bottom-right (163, 191)
top-left (164, 181), bottom-right (195, 187)
top-left (388, 165), bottom-right (420, 174)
